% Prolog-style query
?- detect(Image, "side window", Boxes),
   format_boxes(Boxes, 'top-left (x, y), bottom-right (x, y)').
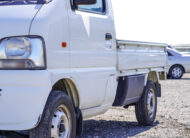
top-left (167, 51), bottom-right (173, 56)
top-left (77, 0), bottom-right (105, 14)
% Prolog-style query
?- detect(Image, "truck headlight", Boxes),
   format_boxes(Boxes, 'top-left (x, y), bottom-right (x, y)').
top-left (0, 36), bottom-right (46, 69)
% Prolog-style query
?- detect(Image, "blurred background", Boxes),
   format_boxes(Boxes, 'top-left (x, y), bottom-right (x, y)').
top-left (112, 0), bottom-right (190, 52)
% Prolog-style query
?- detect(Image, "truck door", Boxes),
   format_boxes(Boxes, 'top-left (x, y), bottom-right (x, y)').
top-left (67, 0), bottom-right (117, 109)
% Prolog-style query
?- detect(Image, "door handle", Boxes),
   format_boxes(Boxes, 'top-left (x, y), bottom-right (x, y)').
top-left (105, 33), bottom-right (112, 40)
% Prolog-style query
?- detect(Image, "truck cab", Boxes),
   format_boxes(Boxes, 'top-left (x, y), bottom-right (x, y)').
top-left (0, 0), bottom-right (167, 137)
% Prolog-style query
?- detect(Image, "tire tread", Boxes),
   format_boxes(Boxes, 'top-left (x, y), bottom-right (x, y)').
top-left (30, 91), bottom-right (76, 138)
top-left (135, 80), bottom-right (157, 126)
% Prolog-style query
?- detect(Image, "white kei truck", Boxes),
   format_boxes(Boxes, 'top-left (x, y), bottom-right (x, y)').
top-left (0, 0), bottom-right (167, 137)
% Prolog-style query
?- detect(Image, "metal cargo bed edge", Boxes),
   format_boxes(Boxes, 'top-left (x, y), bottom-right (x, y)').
top-left (117, 40), bottom-right (168, 76)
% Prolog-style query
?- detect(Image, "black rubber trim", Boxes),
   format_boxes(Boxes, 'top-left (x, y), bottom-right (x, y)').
top-left (156, 83), bottom-right (161, 97)
top-left (113, 75), bottom-right (145, 106)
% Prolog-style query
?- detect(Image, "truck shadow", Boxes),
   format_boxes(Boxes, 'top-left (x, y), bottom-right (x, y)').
top-left (82, 120), bottom-right (159, 137)
top-left (0, 120), bottom-right (159, 138)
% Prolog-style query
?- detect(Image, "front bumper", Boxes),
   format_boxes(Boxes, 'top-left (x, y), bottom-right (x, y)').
top-left (0, 70), bottom-right (51, 130)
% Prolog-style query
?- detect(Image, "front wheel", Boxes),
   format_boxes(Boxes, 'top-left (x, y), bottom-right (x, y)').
top-left (30, 91), bottom-right (76, 138)
top-left (135, 80), bottom-right (157, 126)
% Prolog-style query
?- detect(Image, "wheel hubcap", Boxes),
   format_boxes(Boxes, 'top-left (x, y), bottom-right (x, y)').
top-left (172, 67), bottom-right (182, 78)
top-left (51, 105), bottom-right (71, 138)
top-left (147, 89), bottom-right (156, 119)
top-left (59, 123), bottom-right (65, 133)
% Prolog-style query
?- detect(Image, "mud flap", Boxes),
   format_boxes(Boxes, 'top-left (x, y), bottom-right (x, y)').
top-left (113, 75), bottom-right (145, 106)
top-left (156, 83), bottom-right (161, 97)
top-left (75, 108), bottom-right (83, 137)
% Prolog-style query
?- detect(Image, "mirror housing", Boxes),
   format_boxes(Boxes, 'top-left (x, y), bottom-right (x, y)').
top-left (74, 0), bottom-right (96, 5)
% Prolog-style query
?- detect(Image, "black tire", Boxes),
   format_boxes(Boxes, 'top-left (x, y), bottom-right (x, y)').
top-left (30, 91), bottom-right (76, 138)
top-left (169, 65), bottom-right (184, 79)
top-left (135, 80), bottom-right (157, 126)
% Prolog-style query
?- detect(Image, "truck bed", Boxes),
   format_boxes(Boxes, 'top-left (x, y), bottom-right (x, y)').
top-left (117, 40), bottom-right (168, 76)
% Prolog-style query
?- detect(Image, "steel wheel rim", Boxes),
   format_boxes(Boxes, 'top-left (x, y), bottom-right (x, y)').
top-left (172, 67), bottom-right (182, 78)
top-left (51, 105), bottom-right (71, 138)
top-left (147, 88), bottom-right (156, 119)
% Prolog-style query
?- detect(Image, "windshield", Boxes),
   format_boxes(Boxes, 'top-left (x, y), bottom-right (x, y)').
top-left (167, 48), bottom-right (182, 56)
top-left (0, 0), bottom-right (50, 6)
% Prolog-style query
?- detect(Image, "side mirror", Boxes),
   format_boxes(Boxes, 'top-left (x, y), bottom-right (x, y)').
top-left (74, 0), bottom-right (96, 5)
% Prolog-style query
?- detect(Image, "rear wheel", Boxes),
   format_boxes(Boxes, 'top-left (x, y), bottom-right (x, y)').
top-left (169, 65), bottom-right (184, 79)
top-left (30, 91), bottom-right (76, 138)
top-left (135, 80), bottom-right (157, 126)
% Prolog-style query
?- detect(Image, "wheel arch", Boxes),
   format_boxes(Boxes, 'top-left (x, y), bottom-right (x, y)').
top-left (146, 71), bottom-right (162, 97)
top-left (147, 71), bottom-right (159, 84)
top-left (51, 79), bottom-right (80, 108)
top-left (169, 64), bottom-right (185, 73)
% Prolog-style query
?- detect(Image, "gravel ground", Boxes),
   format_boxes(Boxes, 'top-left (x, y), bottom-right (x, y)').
top-left (1, 74), bottom-right (190, 138)
top-left (82, 74), bottom-right (190, 138)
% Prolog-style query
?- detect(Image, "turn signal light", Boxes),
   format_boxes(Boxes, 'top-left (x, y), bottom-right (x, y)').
top-left (62, 42), bottom-right (67, 48)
